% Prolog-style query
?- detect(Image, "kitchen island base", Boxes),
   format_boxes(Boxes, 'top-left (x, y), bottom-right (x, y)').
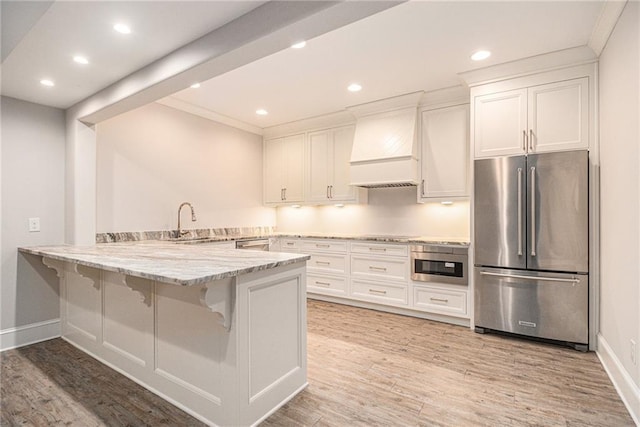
top-left (41, 258), bottom-right (307, 427)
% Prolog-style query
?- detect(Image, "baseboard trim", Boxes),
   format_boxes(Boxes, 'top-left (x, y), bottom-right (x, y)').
top-left (597, 333), bottom-right (640, 425)
top-left (0, 319), bottom-right (61, 352)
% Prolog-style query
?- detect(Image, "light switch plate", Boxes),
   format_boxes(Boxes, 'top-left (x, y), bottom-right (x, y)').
top-left (28, 217), bottom-right (40, 232)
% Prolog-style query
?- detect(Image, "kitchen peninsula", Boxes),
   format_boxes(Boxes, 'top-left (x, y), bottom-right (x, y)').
top-left (19, 242), bottom-right (310, 427)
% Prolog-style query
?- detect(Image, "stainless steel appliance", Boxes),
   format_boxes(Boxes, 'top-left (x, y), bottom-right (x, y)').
top-left (235, 238), bottom-right (270, 251)
top-left (411, 244), bottom-right (468, 285)
top-left (474, 150), bottom-right (589, 350)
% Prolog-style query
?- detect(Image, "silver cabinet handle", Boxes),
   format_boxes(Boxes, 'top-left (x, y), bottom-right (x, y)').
top-left (369, 247), bottom-right (387, 252)
top-left (283, 188), bottom-right (287, 200)
top-left (315, 243), bottom-right (330, 248)
top-left (421, 179), bottom-right (425, 197)
top-left (480, 271), bottom-right (581, 284)
top-left (286, 242), bottom-right (295, 246)
top-left (326, 185), bottom-right (330, 199)
top-left (368, 289), bottom-right (387, 295)
top-left (369, 266), bottom-right (387, 272)
top-left (315, 260), bottom-right (330, 265)
top-left (530, 166), bottom-right (536, 257)
top-left (430, 297), bottom-right (449, 303)
top-left (522, 130), bottom-right (527, 152)
top-left (314, 281), bottom-right (331, 287)
top-left (529, 129), bottom-right (534, 151)
top-left (330, 185), bottom-right (333, 198)
top-left (280, 188), bottom-right (284, 200)
top-left (517, 167), bottom-right (523, 256)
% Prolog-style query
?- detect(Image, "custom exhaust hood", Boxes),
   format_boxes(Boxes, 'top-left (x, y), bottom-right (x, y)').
top-left (349, 92), bottom-right (422, 188)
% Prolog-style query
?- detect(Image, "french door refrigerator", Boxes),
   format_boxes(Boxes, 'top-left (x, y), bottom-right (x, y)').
top-left (474, 150), bottom-right (589, 350)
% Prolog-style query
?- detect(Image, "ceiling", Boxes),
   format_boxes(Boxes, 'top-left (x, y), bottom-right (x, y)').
top-left (0, 1), bottom-right (265, 108)
top-left (2, 1), bottom-right (605, 130)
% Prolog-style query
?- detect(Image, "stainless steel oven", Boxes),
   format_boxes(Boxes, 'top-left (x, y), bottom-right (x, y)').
top-left (410, 244), bottom-right (468, 285)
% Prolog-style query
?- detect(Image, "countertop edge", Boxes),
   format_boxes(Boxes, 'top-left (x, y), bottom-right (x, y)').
top-left (19, 247), bottom-right (311, 286)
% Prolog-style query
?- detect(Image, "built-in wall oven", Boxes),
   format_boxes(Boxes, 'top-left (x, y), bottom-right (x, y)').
top-left (410, 244), bottom-right (468, 285)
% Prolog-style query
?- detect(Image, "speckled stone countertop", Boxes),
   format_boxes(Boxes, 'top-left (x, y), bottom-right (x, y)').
top-left (273, 233), bottom-right (470, 246)
top-left (19, 241), bottom-right (310, 286)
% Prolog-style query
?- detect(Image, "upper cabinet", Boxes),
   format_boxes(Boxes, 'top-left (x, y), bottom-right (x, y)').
top-left (263, 134), bottom-right (305, 205)
top-left (307, 125), bottom-right (365, 204)
top-left (419, 104), bottom-right (470, 200)
top-left (473, 77), bottom-right (589, 158)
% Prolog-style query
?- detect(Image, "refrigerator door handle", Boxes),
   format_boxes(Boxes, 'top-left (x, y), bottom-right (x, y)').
top-left (479, 271), bottom-right (581, 284)
top-left (517, 167), bottom-right (523, 256)
top-left (530, 166), bottom-right (536, 257)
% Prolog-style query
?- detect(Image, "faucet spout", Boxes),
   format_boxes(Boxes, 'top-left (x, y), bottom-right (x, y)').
top-left (177, 202), bottom-right (197, 236)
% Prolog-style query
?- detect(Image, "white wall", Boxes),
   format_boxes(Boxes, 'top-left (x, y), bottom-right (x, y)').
top-left (277, 187), bottom-right (469, 240)
top-left (1, 96), bottom-right (65, 336)
top-left (96, 102), bottom-right (275, 233)
top-left (598, 0), bottom-right (640, 420)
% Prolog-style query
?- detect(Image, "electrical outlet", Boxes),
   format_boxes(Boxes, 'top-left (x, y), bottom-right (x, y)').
top-left (631, 340), bottom-right (637, 365)
top-left (28, 217), bottom-right (40, 232)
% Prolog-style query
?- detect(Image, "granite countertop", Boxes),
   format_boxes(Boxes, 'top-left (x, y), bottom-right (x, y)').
top-left (19, 241), bottom-right (310, 286)
top-left (273, 233), bottom-right (470, 246)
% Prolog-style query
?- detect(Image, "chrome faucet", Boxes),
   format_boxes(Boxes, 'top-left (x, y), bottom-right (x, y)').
top-left (177, 202), bottom-right (197, 237)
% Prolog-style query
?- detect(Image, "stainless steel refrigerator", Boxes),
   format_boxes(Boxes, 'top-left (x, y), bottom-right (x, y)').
top-left (474, 150), bottom-right (589, 350)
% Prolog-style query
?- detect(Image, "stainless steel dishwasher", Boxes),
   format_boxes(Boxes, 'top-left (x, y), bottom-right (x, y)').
top-left (235, 238), bottom-right (270, 251)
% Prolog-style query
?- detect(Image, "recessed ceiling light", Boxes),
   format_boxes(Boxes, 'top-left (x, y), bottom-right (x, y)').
top-left (73, 56), bottom-right (89, 65)
top-left (471, 50), bottom-right (491, 61)
top-left (256, 109), bottom-right (268, 116)
top-left (441, 201), bottom-right (454, 206)
top-left (40, 79), bottom-right (54, 87)
top-left (190, 83), bottom-right (201, 89)
top-left (347, 83), bottom-right (362, 92)
top-left (291, 41), bottom-right (306, 49)
top-left (113, 23), bottom-right (131, 34)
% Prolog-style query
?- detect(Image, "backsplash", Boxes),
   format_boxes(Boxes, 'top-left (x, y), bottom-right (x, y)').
top-left (96, 226), bottom-right (276, 243)
top-left (276, 187), bottom-right (470, 239)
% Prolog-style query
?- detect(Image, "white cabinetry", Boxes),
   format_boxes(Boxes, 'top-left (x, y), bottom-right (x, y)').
top-left (419, 104), bottom-right (469, 200)
top-left (264, 134), bottom-right (305, 204)
top-left (349, 242), bottom-right (409, 307)
top-left (307, 125), bottom-right (366, 204)
top-left (473, 77), bottom-right (589, 158)
top-left (412, 283), bottom-right (468, 318)
top-left (302, 239), bottom-right (349, 297)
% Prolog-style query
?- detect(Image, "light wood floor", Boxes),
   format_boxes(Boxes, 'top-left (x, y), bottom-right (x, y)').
top-left (1, 300), bottom-right (634, 426)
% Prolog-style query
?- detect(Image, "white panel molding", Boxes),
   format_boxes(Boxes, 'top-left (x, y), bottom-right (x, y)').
top-left (155, 98), bottom-right (263, 136)
top-left (588, 0), bottom-right (628, 56)
top-left (0, 319), bottom-right (60, 352)
top-left (154, 368), bottom-right (223, 405)
top-left (597, 333), bottom-right (640, 425)
top-left (102, 342), bottom-right (146, 367)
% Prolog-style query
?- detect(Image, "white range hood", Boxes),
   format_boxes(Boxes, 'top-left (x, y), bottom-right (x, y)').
top-left (349, 93), bottom-right (421, 188)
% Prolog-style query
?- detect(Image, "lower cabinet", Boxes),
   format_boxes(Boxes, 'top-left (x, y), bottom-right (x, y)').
top-left (273, 237), bottom-right (469, 325)
top-left (412, 283), bottom-right (468, 317)
top-left (350, 279), bottom-right (408, 306)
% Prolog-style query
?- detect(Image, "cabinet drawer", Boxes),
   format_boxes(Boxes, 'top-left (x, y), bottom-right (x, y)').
top-left (308, 253), bottom-right (347, 275)
top-left (280, 238), bottom-right (300, 252)
top-left (307, 274), bottom-right (347, 296)
top-left (301, 239), bottom-right (347, 253)
top-left (351, 279), bottom-right (408, 306)
top-left (413, 285), bottom-right (467, 317)
top-left (351, 255), bottom-right (408, 282)
top-left (350, 242), bottom-right (408, 257)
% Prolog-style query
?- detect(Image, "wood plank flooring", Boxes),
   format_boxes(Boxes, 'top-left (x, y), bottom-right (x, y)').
top-left (1, 300), bottom-right (634, 426)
